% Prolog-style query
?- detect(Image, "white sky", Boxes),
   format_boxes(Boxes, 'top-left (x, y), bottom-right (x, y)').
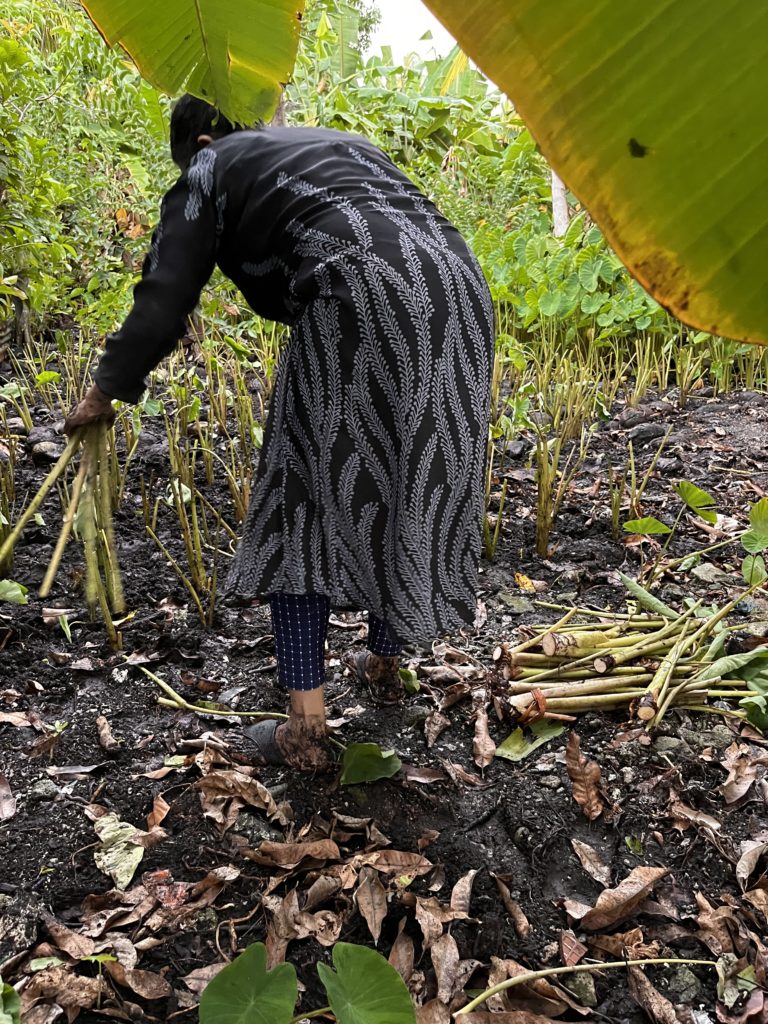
top-left (367, 0), bottom-right (457, 60)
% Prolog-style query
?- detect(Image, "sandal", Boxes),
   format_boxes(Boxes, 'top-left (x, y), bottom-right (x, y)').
top-left (231, 718), bottom-right (334, 772)
top-left (345, 651), bottom-right (404, 705)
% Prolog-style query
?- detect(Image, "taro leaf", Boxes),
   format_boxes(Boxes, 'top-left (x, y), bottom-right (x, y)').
top-left (675, 480), bottom-right (718, 525)
top-left (742, 554), bottom-right (768, 586)
top-left (495, 719), bottom-right (565, 763)
top-left (423, 0), bottom-right (768, 342)
top-left (695, 646), bottom-right (768, 684)
top-left (341, 743), bottom-right (401, 785)
top-left (0, 979), bottom-right (20, 1024)
top-left (79, 0), bottom-right (304, 125)
top-left (742, 499), bottom-right (768, 555)
top-left (199, 942), bottom-right (297, 1024)
top-left (317, 942), bottom-right (416, 1024)
top-left (740, 695), bottom-right (768, 733)
top-left (0, 580), bottom-right (28, 605)
top-left (623, 517), bottom-right (671, 536)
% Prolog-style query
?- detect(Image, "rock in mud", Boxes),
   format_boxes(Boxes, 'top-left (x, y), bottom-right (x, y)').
top-left (27, 778), bottom-right (59, 803)
top-left (0, 892), bottom-right (44, 965)
top-left (31, 440), bottom-right (65, 463)
top-left (627, 422), bottom-right (668, 445)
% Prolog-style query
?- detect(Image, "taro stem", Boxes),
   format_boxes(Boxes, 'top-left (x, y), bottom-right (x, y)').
top-left (39, 446), bottom-right (90, 599)
top-left (636, 621), bottom-right (694, 725)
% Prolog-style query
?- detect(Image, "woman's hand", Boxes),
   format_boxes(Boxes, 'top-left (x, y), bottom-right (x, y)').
top-left (64, 383), bottom-right (116, 435)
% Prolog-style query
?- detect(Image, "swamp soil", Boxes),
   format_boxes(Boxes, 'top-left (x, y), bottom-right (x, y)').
top-left (2, 383), bottom-right (768, 1023)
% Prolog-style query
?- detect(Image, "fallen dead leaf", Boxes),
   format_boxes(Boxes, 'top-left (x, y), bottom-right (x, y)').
top-left (416, 1000), bottom-right (452, 1024)
top-left (628, 965), bottom-right (680, 1024)
top-left (565, 866), bottom-right (670, 931)
top-left (389, 919), bottom-right (415, 983)
top-left (96, 715), bottom-right (120, 752)
top-left (473, 707), bottom-right (496, 768)
top-left (432, 931), bottom-right (461, 1005)
top-left (669, 794), bottom-right (722, 832)
top-left (736, 840), bottom-right (768, 891)
top-left (146, 794), bottom-right (170, 830)
top-left (355, 866), bottom-right (388, 944)
top-left (402, 765), bottom-right (447, 785)
top-left (93, 813), bottom-right (161, 890)
top-left (21, 967), bottom-right (101, 1019)
top-left (354, 849), bottom-right (434, 879)
top-left (743, 887), bottom-right (768, 917)
top-left (440, 760), bottom-right (491, 788)
top-left (182, 962), bottom-right (227, 996)
top-left (0, 772), bottom-right (16, 821)
top-left (196, 769), bottom-right (287, 832)
top-left (570, 839), bottom-right (611, 887)
top-left (461, 1015), bottom-right (562, 1023)
top-left (589, 927), bottom-right (660, 959)
top-left (451, 869), bottom-right (479, 916)
top-left (425, 710), bottom-right (451, 748)
top-left (249, 839), bottom-right (340, 870)
top-left (105, 960), bottom-right (173, 1000)
top-left (418, 829), bottom-right (441, 852)
top-left (719, 743), bottom-right (759, 804)
top-left (565, 732), bottom-right (604, 821)
top-left (43, 913), bottom-right (95, 959)
top-left (0, 711), bottom-right (34, 727)
top-left (493, 875), bottom-right (530, 939)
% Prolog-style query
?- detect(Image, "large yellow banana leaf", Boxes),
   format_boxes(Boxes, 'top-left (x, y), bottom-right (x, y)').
top-left (424, 0), bottom-right (768, 343)
top-left (80, 0), bottom-right (305, 124)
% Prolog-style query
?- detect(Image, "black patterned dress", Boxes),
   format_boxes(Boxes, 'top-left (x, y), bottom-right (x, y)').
top-left (95, 127), bottom-right (494, 642)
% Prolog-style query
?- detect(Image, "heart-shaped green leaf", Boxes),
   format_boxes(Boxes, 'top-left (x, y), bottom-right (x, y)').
top-left (741, 695), bottom-right (768, 734)
top-left (623, 517), bottom-right (671, 536)
top-left (0, 580), bottom-right (28, 605)
top-left (495, 720), bottom-right (565, 762)
top-left (199, 943), bottom-right (297, 1024)
top-left (675, 480), bottom-right (717, 525)
top-left (340, 744), bottom-right (402, 785)
top-left (318, 942), bottom-right (416, 1024)
top-left (0, 979), bottom-right (20, 1024)
top-left (742, 554), bottom-right (768, 587)
top-left (742, 499), bottom-right (768, 555)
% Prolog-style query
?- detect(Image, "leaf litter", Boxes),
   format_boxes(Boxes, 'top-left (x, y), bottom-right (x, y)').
top-left (4, 391), bottom-right (768, 1021)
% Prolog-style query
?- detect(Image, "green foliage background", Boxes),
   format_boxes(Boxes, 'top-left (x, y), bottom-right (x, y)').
top-left (1, 0), bottom-right (767, 400)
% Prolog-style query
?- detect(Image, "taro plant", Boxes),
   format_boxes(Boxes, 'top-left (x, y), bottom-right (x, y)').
top-left (198, 940), bottom-right (416, 1024)
top-left (0, 975), bottom-right (20, 1024)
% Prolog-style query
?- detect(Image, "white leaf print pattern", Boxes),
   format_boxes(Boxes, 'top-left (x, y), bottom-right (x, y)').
top-left (227, 147), bottom-right (494, 643)
top-left (185, 149), bottom-right (218, 222)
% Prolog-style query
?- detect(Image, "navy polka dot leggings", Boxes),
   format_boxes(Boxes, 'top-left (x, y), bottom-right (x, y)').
top-left (269, 593), bottom-right (401, 692)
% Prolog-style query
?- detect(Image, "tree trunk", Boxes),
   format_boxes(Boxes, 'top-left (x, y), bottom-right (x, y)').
top-left (551, 169), bottom-right (570, 237)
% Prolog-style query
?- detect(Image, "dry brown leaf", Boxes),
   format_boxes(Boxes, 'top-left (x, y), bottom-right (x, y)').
top-left (565, 732), bottom-right (604, 821)
top-left (743, 887), bottom-right (768, 917)
top-left (715, 988), bottom-right (766, 1024)
top-left (461, 1014), bottom-right (561, 1023)
top-left (559, 929), bottom-right (587, 967)
top-left (355, 866), bottom-right (388, 944)
top-left (21, 967), bottom-right (101, 1018)
top-left (451, 869), bottom-right (479, 915)
top-left (485, 957), bottom-right (588, 1017)
top-left (105, 960), bottom-right (173, 1000)
top-left (440, 760), bottom-right (491, 788)
top-left (196, 769), bottom-right (286, 831)
top-left (589, 927), bottom-right (659, 959)
top-left (354, 849), bottom-right (433, 878)
top-left (416, 1000), bottom-right (452, 1024)
top-left (0, 773), bottom-right (16, 821)
top-left (95, 715), bottom-right (120, 752)
top-left (22, 1007), bottom-right (64, 1024)
top-left (473, 708), bottom-right (496, 768)
top-left (389, 919), bottom-right (415, 983)
top-left (402, 765), bottom-right (447, 785)
top-left (694, 893), bottom-right (744, 957)
top-left (418, 829), bottom-right (441, 852)
top-left (570, 839), bottom-right (611, 887)
top-left (303, 875), bottom-right (343, 912)
top-left (425, 710), bottom-right (451, 748)
top-left (146, 794), bottom-right (171, 830)
top-left (182, 962), bottom-right (227, 996)
top-left (263, 889), bottom-right (343, 966)
top-left (568, 866), bottom-right (670, 931)
top-left (628, 965), bottom-right (680, 1024)
top-left (248, 839), bottom-right (340, 870)
top-left (432, 932), bottom-right (461, 1005)
top-left (441, 681), bottom-right (472, 709)
top-left (0, 711), bottom-right (34, 728)
top-left (736, 841), bottom-right (768, 891)
top-left (719, 743), bottom-right (759, 804)
top-left (43, 913), bottom-right (95, 959)
top-left (668, 794), bottom-right (722, 832)
top-left (410, 895), bottom-right (468, 950)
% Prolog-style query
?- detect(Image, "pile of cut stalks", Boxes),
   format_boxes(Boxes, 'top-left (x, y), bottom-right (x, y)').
top-left (493, 575), bottom-right (759, 729)
top-left (0, 424), bottom-right (124, 644)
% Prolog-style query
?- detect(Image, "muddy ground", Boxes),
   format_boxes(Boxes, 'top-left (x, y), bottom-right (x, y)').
top-left (2, 383), bottom-right (768, 1023)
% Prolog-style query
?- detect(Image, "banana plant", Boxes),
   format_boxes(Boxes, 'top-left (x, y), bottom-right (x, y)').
top-left (422, 0), bottom-right (768, 344)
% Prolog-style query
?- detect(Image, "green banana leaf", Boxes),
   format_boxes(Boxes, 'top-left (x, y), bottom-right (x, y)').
top-left (423, 0), bottom-right (768, 343)
top-left (80, 0), bottom-right (305, 124)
